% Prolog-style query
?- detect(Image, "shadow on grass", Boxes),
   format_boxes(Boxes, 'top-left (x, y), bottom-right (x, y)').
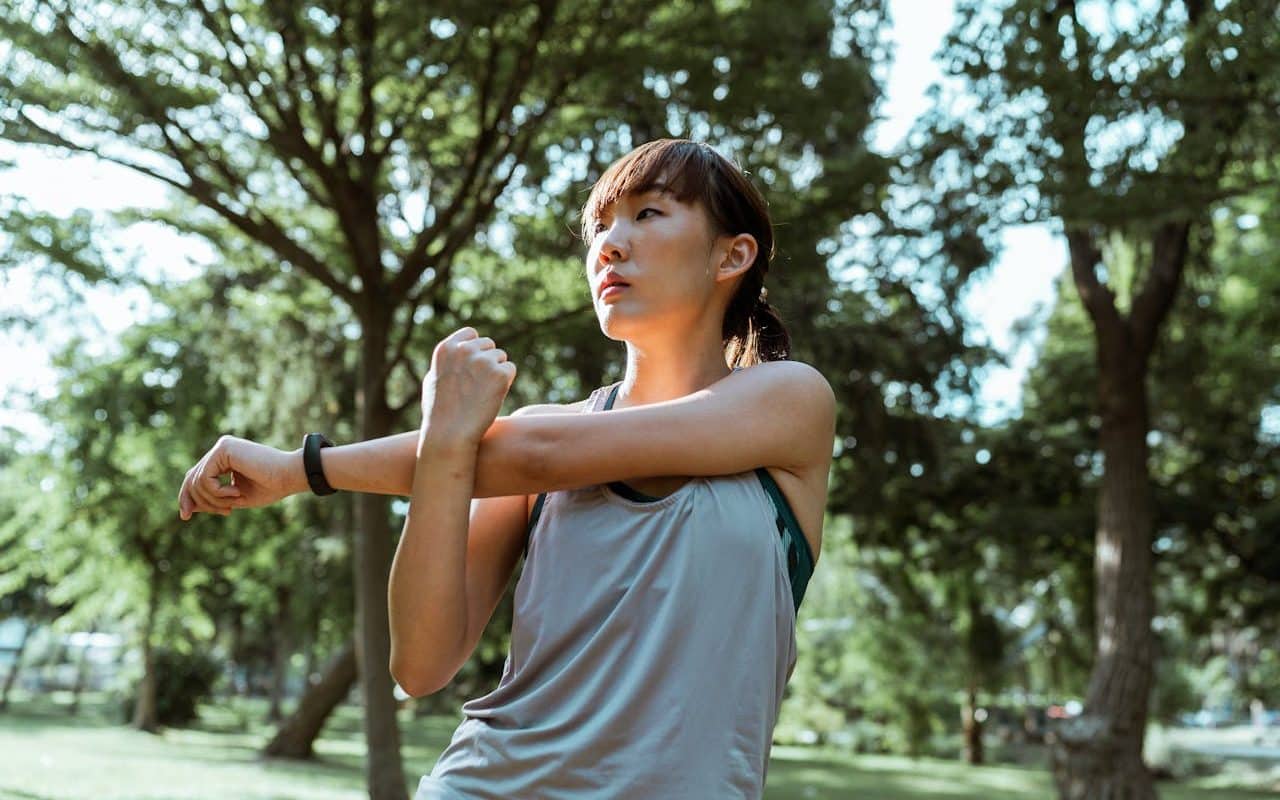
top-left (764, 748), bottom-right (1054, 800)
top-left (0, 789), bottom-right (60, 800)
top-left (12, 695), bottom-right (1266, 800)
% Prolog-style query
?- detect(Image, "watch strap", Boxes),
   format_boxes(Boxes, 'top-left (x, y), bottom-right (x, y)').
top-left (303, 432), bottom-right (337, 496)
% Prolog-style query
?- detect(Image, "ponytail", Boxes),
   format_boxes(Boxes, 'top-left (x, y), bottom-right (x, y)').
top-left (723, 285), bottom-right (792, 368)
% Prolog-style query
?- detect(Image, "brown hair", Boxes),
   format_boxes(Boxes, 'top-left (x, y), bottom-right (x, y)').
top-left (580, 138), bottom-right (791, 368)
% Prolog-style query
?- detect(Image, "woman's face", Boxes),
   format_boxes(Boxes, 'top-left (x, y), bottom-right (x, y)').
top-left (586, 184), bottom-right (726, 340)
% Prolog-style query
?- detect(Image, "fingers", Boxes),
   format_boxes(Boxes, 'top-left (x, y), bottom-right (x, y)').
top-left (190, 456), bottom-right (220, 512)
top-left (432, 328), bottom-right (507, 372)
top-left (184, 476), bottom-right (238, 519)
top-left (179, 440), bottom-right (243, 521)
top-left (484, 350), bottom-right (517, 382)
top-left (179, 468), bottom-right (194, 519)
top-left (433, 327), bottom-right (481, 365)
top-left (456, 335), bottom-right (494, 354)
top-left (180, 485), bottom-right (236, 520)
top-left (498, 359), bottom-right (517, 380)
top-left (442, 326), bottom-right (478, 346)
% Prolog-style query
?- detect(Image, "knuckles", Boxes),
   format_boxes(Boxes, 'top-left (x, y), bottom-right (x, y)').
top-left (426, 330), bottom-right (515, 387)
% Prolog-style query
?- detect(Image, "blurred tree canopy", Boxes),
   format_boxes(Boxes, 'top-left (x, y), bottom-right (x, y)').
top-left (913, 0), bottom-right (1280, 795)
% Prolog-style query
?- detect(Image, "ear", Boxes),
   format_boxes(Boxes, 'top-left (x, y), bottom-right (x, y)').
top-left (713, 233), bottom-right (758, 285)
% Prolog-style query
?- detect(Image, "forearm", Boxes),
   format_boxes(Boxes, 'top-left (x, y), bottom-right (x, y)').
top-left (317, 430), bottom-right (420, 496)
top-left (386, 436), bottom-right (475, 694)
top-left (286, 418), bottom-right (538, 498)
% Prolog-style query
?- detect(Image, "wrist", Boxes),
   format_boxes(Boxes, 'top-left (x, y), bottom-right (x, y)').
top-left (417, 430), bottom-right (481, 461)
top-left (287, 447), bottom-right (310, 496)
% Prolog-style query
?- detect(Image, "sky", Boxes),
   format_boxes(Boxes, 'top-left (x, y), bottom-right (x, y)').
top-left (0, 0), bottom-right (1065, 446)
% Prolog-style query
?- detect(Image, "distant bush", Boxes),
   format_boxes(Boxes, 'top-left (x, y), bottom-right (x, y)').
top-left (119, 647), bottom-right (221, 727)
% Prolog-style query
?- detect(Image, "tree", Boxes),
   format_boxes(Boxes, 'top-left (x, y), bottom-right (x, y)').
top-left (32, 319), bottom-right (264, 730)
top-left (1015, 200), bottom-right (1280, 659)
top-left (1, 2), bottom-right (897, 794)
top-left (915, 1), bottom-right (1280, 794)
top-left (159, 259), bottom-right (362, 745)
top-left (0, 435), bottom-right (74, 711)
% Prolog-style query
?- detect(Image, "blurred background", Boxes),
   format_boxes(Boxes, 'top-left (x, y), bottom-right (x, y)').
top-left (0, 1), bottom-right (1277, 798)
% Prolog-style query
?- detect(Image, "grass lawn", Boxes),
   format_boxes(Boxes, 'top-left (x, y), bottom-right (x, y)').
top-left (0, 692), bottom-right (1273, 799)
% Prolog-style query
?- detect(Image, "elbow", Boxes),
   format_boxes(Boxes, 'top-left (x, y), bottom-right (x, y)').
top-left (390, 657), bottom-right (448, 698)
top-left (399, 680), bottom-right (443, 700)
top-left (390, 642), bottom-right (457, 698)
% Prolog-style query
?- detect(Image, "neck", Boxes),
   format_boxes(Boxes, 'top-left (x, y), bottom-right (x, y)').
top-left (616, 322), bottom-right (733, 408)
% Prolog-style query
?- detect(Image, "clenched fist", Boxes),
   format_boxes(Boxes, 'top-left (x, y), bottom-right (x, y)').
top-left (420, 326), bottom-right (517, 447)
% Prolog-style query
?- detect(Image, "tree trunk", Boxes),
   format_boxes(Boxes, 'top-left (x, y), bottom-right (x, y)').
top-left (263, 638), bottom-right (358, 759)
top-left (963, 680), bottom-right (984, 765)
top-left (0, 619), bottom-right (31, 710)
top-left (268, 585), bottom-right (292, 723)
top-left (69, 620), bottom-right (98, 715)
top-left (353, 314), bottom-right (407, 799)
top-left (230, 605), bottom-right (246, 698)
top-left (303, 541), bottom-right (320, 687)
top-left (304, 626), bottom-right (318, 689)
top-left (1052, 230), bottom-right (1162, 798)
top-left (132, 581), bottom-right (160, 733)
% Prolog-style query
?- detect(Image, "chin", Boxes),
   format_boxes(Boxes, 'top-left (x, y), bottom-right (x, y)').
top-left (595, 307), bottom-right (640, 341)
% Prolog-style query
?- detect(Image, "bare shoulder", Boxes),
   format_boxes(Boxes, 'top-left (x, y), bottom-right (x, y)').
top-left (731, 359), bottom-right (835, 408)
top-left (734, 360), bottom-right (834, 565)
top-left (732, 359), bottom-right (836, 465)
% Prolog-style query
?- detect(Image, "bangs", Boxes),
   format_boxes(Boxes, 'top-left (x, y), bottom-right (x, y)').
top-left (580, 140), bottom-right (714, 240)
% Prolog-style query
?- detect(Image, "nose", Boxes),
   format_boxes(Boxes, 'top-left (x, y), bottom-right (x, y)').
top-left (597, 225), bottom-right (628, 267)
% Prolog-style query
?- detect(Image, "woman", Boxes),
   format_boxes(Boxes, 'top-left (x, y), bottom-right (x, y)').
top-left (178, 139), bottom-right (834, 798)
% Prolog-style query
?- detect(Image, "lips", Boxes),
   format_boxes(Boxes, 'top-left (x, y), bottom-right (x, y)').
top-left (598, 274), bottom-right (631, 298)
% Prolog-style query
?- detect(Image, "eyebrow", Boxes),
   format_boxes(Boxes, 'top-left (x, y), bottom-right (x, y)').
top-left (595, 185), bottom-right (675, 219)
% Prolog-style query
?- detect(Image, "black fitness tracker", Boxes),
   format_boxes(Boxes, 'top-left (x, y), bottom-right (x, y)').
top-left (303, 432), bottom-right (338, 496)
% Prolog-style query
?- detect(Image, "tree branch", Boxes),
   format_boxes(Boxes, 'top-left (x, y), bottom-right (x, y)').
top-left (356, 0), bottom-right (377, 183)
top-left (1129, 220), bottom-right (1190, 358)
top-left (13, 108), bottom-right (356, 305)
top-left (384, 301), bottom-right (595, 416)
top-left (390, 2), bottom-right (558, 301)
top-left (1065, 227), bottom-right (1124, 339)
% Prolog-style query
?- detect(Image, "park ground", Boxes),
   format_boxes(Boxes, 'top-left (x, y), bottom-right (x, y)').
top-left (0, 693), bottom-right (1276, 799)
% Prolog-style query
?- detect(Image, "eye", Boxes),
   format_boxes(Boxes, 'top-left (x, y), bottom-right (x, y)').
top-left (592, 207), bottom-right (658, 237)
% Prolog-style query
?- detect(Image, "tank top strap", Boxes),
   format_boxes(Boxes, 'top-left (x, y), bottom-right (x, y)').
top-left (600, 381), bottom-right (622, 411)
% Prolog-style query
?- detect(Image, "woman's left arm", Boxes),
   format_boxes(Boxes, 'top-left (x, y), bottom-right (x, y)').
top-left (472, 360), bottom-right (835, 497)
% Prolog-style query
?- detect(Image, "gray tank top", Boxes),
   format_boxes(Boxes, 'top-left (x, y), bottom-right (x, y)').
top-left (416, 377), bottom-right (815, 799)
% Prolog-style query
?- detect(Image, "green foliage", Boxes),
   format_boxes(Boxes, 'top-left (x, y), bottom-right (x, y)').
top-left (116, 647), bottom-right (221, 727)
top-left (13, 0), bottom-right (1275, 772)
